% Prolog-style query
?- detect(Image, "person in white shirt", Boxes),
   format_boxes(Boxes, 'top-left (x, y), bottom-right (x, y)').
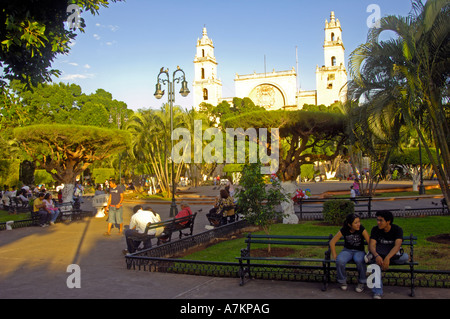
top-left (124, 205), bottom-right (163, 254)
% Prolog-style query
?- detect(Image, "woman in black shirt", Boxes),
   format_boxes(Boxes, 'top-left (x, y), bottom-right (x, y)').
top-left (329, 213), bottom-right (370, 292)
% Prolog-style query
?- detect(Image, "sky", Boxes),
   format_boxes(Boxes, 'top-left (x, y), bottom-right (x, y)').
top-left (51, 0), bottom-right (416, 111)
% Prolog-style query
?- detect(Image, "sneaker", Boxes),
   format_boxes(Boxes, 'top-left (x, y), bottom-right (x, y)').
top-left (49, 221), bottom-right (55, 225)
top-left (355, 283), bottom-right (365, 293)
top-left (340, 283), bottom-right (348, 291)
top-left (373, 294), bottom-right (382, 299)
top-left (40, 224), bottom-right (48, 227)
top-left (364, 252), bottom-right (373, 263)
top-left (122, 249), bottom-right (130, 256)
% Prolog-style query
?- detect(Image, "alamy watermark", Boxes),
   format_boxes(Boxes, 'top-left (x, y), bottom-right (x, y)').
top-left (171, 120), bottom-right (279, 174)
top-left (367, 4), bottom-right (381, 29)
top-left (66, 264), bottom-right (81, 288)
top-left (67, 4), bottom-right (81, 30)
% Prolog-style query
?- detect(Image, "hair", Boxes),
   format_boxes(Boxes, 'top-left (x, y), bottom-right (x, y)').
top-left (44, 193), bottom-right (52, 200)
top-left (109, 179), bottom-right (116, 184)
top-left (376, 210), bottom-right (394, 224)
top-left (38, 192), bottom-right (45, 198)
top-left (133, 205), bottom-right (143, 214)
top-left (180, 201), bottom-right (188, 208)
top-left (220, 189), bottom-right (229, 198)
top-left (350, 185), bottom-right (354, 189)
top-left (342, 213), bottom-right (360, 231)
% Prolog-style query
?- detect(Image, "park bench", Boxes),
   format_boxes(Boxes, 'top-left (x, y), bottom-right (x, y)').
top-left (295, 196), bottom-right (373, 217)
top-left (324, 234), bottom-right (418, 297)
top-left (207, 205), bottom-right (239, 227)
top-left (55, 201), bottom-right (82, 221)
top-left (8, 196), bottom-right (32, 214)
top-left (236, 234), bottom-right (332, 290)
top-left (128, 212), bottom-right (197, 248)
top-left (237, 233), bottom-right (418, 297)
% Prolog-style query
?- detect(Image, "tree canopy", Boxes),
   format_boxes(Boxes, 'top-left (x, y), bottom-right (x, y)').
top-left (223, 109), bottom-right (348, 181)
top-left (0, 0), bottom-right (123, 85)
top-left (13, 124), bottom-right (130, 185)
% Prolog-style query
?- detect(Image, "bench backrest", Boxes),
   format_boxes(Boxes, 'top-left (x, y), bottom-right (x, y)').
top-left (144, 212), bottom-right (197, 232)
top-left (245, 234), bottom-right (332, 249)
top-left (245, 233), bottom-right (417, 257)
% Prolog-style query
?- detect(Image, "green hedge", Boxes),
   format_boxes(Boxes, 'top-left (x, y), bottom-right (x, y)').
top-left (323, 199), bottom-right (355, 225)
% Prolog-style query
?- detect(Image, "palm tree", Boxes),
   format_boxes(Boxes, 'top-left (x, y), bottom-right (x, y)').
top-left (126, 104), bottom-right (189, 198)
top-left (348, 0), bottom-right (449, 203)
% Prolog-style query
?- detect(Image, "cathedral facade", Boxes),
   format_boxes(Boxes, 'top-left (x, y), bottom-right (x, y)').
top-left (193, 12), bottom-right (348, 111)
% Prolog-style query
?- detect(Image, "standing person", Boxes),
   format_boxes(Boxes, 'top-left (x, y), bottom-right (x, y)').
top-left (123, 205), bottom-right (163, 254)
top-left (350, 185), bottom-right (357, 202)
top-left (365, 210), bottom-right (409, 299)
top-left (353, 179), bottom-right (360, 196)
top-left (329, 214), bottom-right (370, 292)
top-left (104, 179), bottom-right (124, 236)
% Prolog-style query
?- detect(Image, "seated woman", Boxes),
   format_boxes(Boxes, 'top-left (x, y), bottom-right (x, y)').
top-left (206, 189), bottom-right (235, 226)
top-left (43, 193), bottom-right (60, 225)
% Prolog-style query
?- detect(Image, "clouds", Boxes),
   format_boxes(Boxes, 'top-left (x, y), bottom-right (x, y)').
top-left (59, 62), bottom-right (94, 81)
top-left (60, 73), bottom-right (95, 81)
top-left (93, 23), bottom-right (119, 46)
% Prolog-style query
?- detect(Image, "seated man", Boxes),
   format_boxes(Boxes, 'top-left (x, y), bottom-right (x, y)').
top-left (365, 210), bottom-right (409, 299)
top-left (123, 205), bottom-right (163, 254)
top-left (158, 202), bottom-right (193, 243)
top-left (33, 192), bottom-right (51, 227)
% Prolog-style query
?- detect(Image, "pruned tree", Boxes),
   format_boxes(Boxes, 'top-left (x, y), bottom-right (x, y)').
top-left (13, 124), bottom-right (130, 202)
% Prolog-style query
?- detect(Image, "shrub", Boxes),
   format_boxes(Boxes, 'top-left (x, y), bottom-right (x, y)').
top-left (323, 199), bottom-right (355, 225)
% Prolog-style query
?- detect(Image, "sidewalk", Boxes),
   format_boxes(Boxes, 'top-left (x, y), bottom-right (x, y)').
top-left (0, 182), bottom-right (448, 300)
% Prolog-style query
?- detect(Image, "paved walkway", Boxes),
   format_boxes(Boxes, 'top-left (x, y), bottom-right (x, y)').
top-left (0, 181), bottom-right (448, 301)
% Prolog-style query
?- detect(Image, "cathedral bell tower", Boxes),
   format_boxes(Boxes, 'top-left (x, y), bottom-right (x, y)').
top-left (193, 27), bottom-right (222, 110)
top-left (316, 12), bottom-right (348, 106)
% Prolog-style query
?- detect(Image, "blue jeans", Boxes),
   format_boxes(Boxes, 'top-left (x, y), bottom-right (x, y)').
top-left (336, 248), bottom-right (367, 284)
top-left (49, 209), bottom-right (60, 223)
top-left (371, 253), bottom-right (409, 296)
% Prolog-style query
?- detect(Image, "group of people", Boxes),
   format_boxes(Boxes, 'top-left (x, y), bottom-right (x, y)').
top-left (329, 210), bottom-right (409, 299)
top-left (1, 184), bottom-right (46, 209)
top-left (122, 202), bottom-right (193, 254)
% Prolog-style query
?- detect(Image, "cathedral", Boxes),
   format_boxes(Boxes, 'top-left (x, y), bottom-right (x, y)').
top-left (193, 11), bottom-right (348, 110)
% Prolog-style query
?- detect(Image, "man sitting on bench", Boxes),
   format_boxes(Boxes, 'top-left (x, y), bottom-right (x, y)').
top-left (365, 210), bottom-right (409, 299)
top-left (123, 205), bottom-right (163, 254)
top-left (158, 201), bottom-right (193, 243)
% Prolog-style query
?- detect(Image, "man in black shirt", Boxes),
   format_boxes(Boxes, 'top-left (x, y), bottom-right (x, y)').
top-left (366, 210), bottom-right (409, 299)
top-left (104, 179), bottom-right (124, 236)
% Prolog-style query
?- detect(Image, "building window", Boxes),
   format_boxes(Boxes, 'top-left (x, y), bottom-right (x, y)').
top-left (201, 68), bottom-right (205, 79)
top-left (331, 32), bottom-right (335, 41)
top-left (331, 56), bottom-right (337, 66)
top-left (203, 88), bottom-right (208, 100)
top-left (202, 49), bottom-right (205, 57)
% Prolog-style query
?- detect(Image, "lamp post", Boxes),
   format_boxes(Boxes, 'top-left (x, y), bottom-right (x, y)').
top-left (109, 108), bottom-right (128, 184)
top-left (154, 66), bottom-right (190, 217)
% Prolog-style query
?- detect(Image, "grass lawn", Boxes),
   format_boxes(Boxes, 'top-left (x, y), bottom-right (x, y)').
top-left (183, 216), bottom-right (450, 271)
top-left (374, 188), bottom-right (443, 197)
top-left (0, 209), bottom-right (32, 223)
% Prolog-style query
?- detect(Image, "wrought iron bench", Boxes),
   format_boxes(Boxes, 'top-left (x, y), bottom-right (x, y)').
top-left (128, 212), bottom-right (197, 248)
top-left (295, 197), bottom-right (373, 217)
top-left (8, 196), bottom-right (32, 214)
top-left (325, 234), bottom-right (418, 297)
top-left (237, 233), bottom-right (418, 296)
top-left (55, 201), bottom-right (83, 221)
top-left (236, 234), bottom-right (332, 290)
